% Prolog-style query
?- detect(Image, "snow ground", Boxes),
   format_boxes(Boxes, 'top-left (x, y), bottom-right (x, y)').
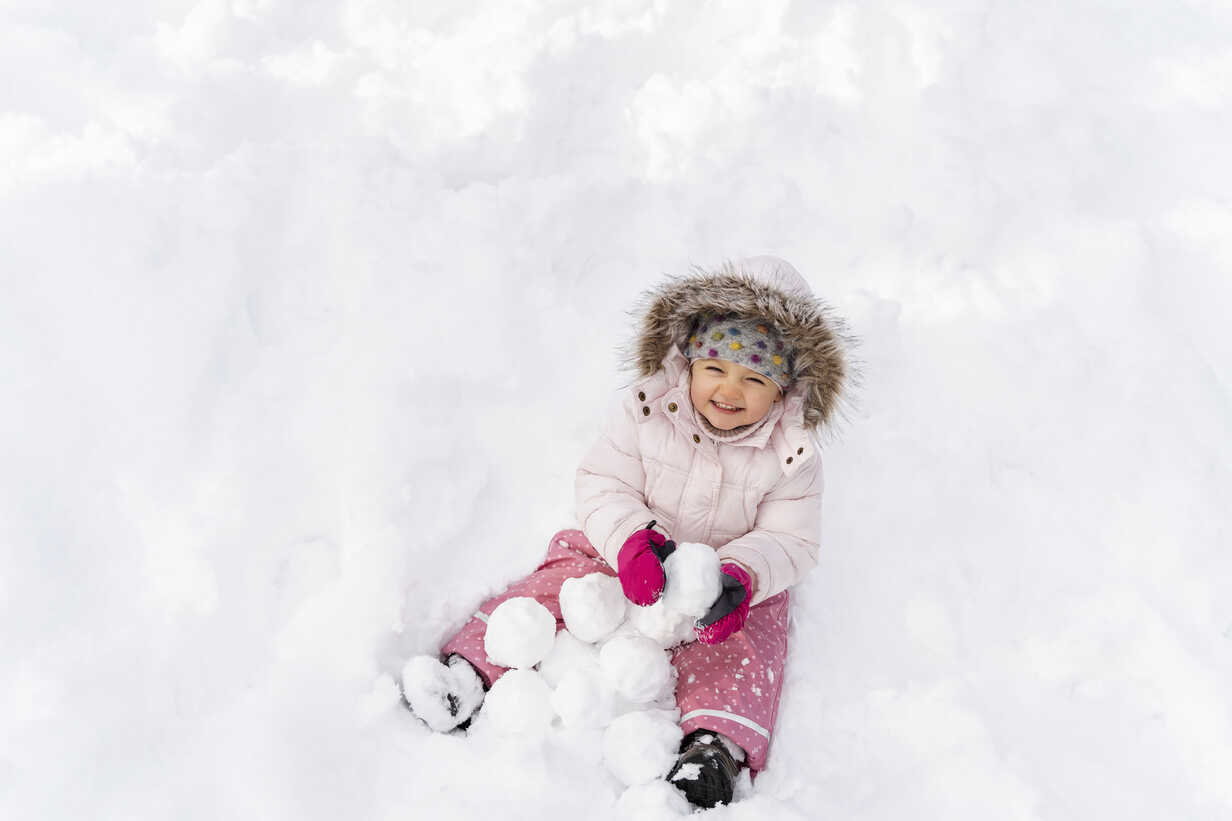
top-left (3, 1), bottom-right (1231, 819)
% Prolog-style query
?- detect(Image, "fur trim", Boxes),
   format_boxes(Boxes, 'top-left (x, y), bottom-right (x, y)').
top-left (627, 259), bottom-right (852, 431)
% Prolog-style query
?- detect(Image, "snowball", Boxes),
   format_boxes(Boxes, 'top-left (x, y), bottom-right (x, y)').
top-left (599, 635), bottom-right (674, 703)
top-left (617, 779), bottom-right (691, 816)
top-left (483, 668), bottom-right (554, 735)
top-left (483, 597), bottom-right (557, 669)
top-left (627, 598), bottom-right (697, 649)
top-left (602, 710), bottom-right (683, 786)
top-left (400, 655), bottom-right (484, 733)
top-left (661, 542), bottom-right (722, 619)
top-left (550, 668), bottom-right (615, 729)
top-left (537, 628), bottom-right (600, 688)
top-left (559, 573), bottom-right (627, 642)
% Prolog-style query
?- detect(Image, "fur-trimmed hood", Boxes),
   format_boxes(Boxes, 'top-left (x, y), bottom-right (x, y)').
top-left (629, 256), bottom-right (851, 431)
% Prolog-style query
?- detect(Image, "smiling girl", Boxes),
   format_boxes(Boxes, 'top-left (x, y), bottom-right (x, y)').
top-left (401, 256), bottom-right (851, 808)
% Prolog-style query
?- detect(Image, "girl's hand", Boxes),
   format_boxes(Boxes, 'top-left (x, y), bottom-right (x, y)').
top-left (616, 521), bottom-right (676, 606)
top-left (694, 564), bottom-right (753, 645)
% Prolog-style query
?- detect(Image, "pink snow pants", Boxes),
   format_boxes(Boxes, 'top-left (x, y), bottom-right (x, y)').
top-left (440, 529), bottom-right (790, 771)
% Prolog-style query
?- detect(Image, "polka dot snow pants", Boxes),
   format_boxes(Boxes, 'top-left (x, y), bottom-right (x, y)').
top-left (440, 528), bottom-right (790, 771)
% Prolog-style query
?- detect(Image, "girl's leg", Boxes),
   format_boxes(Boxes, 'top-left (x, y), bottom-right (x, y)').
top-left (670, 590), bottom-right (791, 772)
top-left (439, 528), bottom-right (612, 686)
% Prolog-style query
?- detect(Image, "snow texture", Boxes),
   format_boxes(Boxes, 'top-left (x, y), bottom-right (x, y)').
top-left (602, 710), bottom-right (685, 787)
top-left (626, 598), bottom-right (699, 649)
top-left (661, 542), bottom-right (723, 619)
top-left (599, 635), bottom-right (675, 704)
top-left (5, 2), bottom-right (1232, 819)
top-left (550, 668), bottom-right (613, 729)
top-left (669, 762), bottom-right (702, 782)
top-left (537, 628), bottom-right (601, 688)
top-left (481, 668), bottom-right (555, 736)
top-left (483, 597), bottom-right (557, 669)
top-left (616, 779), bottom-right (692, 817)
top-left (559, 573), bottom-right (628, 643)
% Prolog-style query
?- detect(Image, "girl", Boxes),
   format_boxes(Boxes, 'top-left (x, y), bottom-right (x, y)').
top-left (401, 255), bottom-right (850, 808)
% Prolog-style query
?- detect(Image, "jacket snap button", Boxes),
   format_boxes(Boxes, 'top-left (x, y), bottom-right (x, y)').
top-left (638, 391), bottom-right (646, 401)
top-left (642, 406), bottom-right (650, 416)
top-left (797, 447), bottom-right (804, 455)
top-left (786, 456), bottom-right (793, 464)
top-left (668, 402), bottom-right (678, 412)
top-left (692, 434), bottom-right (700, 443)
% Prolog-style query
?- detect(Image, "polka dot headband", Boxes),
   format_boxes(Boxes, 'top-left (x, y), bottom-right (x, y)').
top-left (684, 315), bottom-right (794, 389)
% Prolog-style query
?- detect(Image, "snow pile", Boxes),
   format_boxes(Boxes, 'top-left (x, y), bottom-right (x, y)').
top-left (466, 561), bottom-right (719, 794)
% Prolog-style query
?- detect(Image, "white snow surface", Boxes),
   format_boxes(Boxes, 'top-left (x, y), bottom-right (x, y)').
top-left (616, 779), bottom-right (691, 817)
top-left (3, 2), bottom-right (1232, 820)
top-left (559, 573), bottom-right (629, 643)
top-left (482, 597), bottom-right (557, 669)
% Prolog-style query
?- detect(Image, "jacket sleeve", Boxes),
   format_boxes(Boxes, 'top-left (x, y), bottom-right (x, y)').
top-left (575, 400), bottom-right (656, 570)
top-left (715, 451), bottom-right (824, 605)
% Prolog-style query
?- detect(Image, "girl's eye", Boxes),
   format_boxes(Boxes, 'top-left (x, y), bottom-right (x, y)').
top-left (748, 377), bottom-right (765, 385)
top-left (707, 366), bottom-right (723, 373)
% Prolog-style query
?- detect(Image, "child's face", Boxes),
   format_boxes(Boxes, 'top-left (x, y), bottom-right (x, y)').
top-left (689, 358), bottom-right (782, 430)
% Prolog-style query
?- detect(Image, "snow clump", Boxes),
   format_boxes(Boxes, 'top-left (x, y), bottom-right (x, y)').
top-left (599, 635), bottom-right (674, 703)
top-left (483, 597), bottom-right (556, 669)
top-left (550, 668), bottom-right (614, 729)
top-left (661, 542), bottom-right (723, 619)
top-left (602, 710), bottom-right (684, 786)
top-left (627, 598), bottom-right (698, 649)
top-left (537, 628), bottom-right (600, 687)
top-left (616, 779), bottom-right (692, 816)
top-left (482, 668), bottom-right (555, 735)
top-left (559, 572), bottom-right (628, 642)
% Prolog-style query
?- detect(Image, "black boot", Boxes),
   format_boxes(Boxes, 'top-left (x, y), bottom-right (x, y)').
top-left (400, 654), bottom-right (485, 733)
top-left (666, 729), bottom-right (741, 808)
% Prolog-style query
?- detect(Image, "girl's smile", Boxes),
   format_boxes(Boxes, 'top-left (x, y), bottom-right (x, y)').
top-left (689, 359), bottom-right (782, 430)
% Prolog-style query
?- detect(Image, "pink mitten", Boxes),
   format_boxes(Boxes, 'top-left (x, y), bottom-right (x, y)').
top-left (616, 521), bottom-right (677, 606)
top-left (694, 564), bottom-right (752, 645)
